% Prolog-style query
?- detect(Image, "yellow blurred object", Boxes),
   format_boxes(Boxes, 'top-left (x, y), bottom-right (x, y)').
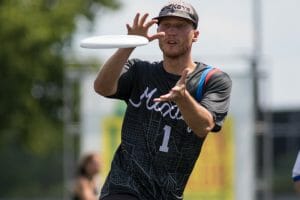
top-left (184, 117), bottom-right (235, 200)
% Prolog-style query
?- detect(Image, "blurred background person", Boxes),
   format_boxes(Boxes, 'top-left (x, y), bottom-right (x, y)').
top-left (292, 150), bottom-right (300, 194)
top-left (72, 153), bottom-right (101, 200)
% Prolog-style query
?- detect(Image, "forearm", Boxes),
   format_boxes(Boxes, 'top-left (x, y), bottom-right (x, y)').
top-left (176, 90), bottom-right (214, 138)
top-left (94, 48), bottom-right (134, 96)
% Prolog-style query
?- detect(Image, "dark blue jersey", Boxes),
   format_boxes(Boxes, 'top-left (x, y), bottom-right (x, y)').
top-left (100, 59), bottom-right (232, 200)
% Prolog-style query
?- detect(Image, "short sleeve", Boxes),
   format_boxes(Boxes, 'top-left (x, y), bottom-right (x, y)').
top-left (200, 71), bottom-right (232, 132)
top-left (293, 151), bottom-right (300, 181)
top-left (106, 59), bottom-right (138, 101)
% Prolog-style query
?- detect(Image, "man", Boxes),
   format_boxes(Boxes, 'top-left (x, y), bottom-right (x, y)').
top-left (72, 153), bottom-right (101, 200)
top-left (292, 151), bottom-right (300, 194)
top-left (94, 1), bottom-right (232, 199)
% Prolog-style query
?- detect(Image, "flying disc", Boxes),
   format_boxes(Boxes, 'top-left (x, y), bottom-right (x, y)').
top-left (80, 34), bottom-right (149, 49)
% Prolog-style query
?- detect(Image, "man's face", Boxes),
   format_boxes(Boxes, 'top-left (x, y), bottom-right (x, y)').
top-left (157, 17), bottom-right (199, 58)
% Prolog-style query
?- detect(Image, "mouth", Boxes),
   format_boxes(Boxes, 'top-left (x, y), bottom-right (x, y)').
top-left (166, 39), bottom-right (178, 45)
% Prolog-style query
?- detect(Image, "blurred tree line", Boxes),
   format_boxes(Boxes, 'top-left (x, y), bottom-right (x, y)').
top-left (0, 0), bottom-right (120, 198)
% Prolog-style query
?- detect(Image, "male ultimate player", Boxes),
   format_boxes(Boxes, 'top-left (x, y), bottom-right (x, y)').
top-left (292, 150), bottom-right (300, 194)
top-left (94, 1), bottom-right (232, 199)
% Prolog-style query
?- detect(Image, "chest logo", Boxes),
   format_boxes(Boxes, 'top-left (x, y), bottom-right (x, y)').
top-left (129, 87), bottom-right (183, 120)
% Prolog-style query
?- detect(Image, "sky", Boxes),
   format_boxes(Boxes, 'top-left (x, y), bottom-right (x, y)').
top-left (72, 0), bottom-right (300, 111)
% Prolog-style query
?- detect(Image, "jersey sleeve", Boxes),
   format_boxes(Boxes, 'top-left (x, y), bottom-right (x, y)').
top-left (106, 59), bottom-right (138, 101)
top-left (293, 151), bottom-right (300, 181)
top-left (200, 71), bottom-right (232, 132)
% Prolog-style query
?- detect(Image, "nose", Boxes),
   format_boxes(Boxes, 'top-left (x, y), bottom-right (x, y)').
top-left (165, 26), bottom-right (177, 35)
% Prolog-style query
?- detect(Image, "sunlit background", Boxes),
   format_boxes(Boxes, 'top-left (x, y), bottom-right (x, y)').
top-left (0, 0), bottom-right (299, 199)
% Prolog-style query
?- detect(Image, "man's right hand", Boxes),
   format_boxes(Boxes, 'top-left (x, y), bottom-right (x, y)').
top-left (126, 13), bottom-right (165, 42)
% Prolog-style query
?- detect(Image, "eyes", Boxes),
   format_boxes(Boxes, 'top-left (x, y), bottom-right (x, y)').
top-left (158, 22), bottom-right (192, 31)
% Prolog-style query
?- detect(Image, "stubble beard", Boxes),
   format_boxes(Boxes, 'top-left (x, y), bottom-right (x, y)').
top-left (159, 41), bottom-right (190, 59)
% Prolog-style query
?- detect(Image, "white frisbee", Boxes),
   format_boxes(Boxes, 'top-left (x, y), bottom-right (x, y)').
top-left (80, 34), bottom-right (149, 49)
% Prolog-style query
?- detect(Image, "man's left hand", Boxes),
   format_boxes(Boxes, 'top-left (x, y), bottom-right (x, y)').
top-left (154, 69), bottom-right (189, 103)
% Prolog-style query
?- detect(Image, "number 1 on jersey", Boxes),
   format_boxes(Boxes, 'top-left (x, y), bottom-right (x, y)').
top-left (159, 125), bottom-right (171, 152)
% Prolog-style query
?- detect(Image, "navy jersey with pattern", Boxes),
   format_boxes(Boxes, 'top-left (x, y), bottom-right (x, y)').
top-left (100, 59), bottom-right (232, 200)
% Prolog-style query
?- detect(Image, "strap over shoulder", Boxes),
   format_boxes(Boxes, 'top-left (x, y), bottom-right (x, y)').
top-left (195, 66), bottom-right (221, 101)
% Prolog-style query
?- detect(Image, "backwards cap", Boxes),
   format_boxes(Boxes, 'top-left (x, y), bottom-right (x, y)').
top-left (153, 0), bottom-right (199, 29)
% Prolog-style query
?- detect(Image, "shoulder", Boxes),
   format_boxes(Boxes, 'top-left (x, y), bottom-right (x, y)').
top-left (206, 67), bottom-right (232, 90)
top-left (192, 62), bottom-right (232, 88)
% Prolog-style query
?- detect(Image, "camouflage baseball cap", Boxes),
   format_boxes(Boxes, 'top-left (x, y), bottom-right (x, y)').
top-left (153, 0), bottom-right (199, 29)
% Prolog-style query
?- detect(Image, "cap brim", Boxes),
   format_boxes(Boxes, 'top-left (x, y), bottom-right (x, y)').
top-left (153, 15), bottom-right (197, 28)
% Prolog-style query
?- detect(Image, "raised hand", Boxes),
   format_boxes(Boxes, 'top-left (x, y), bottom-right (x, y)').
top-left (154, 69), bottom-right (189, 103)
top-left (126, 13), bottom-right (165, 42)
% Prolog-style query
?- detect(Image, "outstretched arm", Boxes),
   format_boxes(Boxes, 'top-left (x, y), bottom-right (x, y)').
top-left (93, 48), bottom-right (134, 96)
top-left (154, 69), bottom-right (214, 138)
top-left (94, 13), bottom-right (164, 96)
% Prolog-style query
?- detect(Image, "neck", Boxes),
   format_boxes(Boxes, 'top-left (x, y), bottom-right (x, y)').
top-left (163, 55), bottom-right (196, 75)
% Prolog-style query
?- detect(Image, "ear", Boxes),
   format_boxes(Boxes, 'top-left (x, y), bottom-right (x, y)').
top-left (192, 30), bottom-right (200, 42)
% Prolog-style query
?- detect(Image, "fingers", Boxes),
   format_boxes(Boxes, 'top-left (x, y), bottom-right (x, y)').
top-left (154, 72), bottom-right (187, 103)
top-left (178, 69), bottom-right (189, 85)
top-left (153, 85), bottom-right (186, 102)
top-left (126, 24), bottom-right (131, 32)
top-left (131, 13), bottom-right (149, 29)
top-left (149, 31), bottom-right (165, 41)
top-left (127, 13), bottom-right (162, 41)
top-left (126, 13), bottom-right (140, 32)
top-left (139, 13), bottom-right (149, 27)
top-left (133, 13), bottom-right (140, 27)
top-left (182, 68), bottom-right (189, 77)
top-left (153, 93), bottom-right (174, 102)
top-left (144, 19), bottom-right (157, 29)
top-left (153, 88), bottom-right (174, 102)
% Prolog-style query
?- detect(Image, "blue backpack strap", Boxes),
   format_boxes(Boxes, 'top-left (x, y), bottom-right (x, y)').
top-left (195, 66), bottom-right (214, 102)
